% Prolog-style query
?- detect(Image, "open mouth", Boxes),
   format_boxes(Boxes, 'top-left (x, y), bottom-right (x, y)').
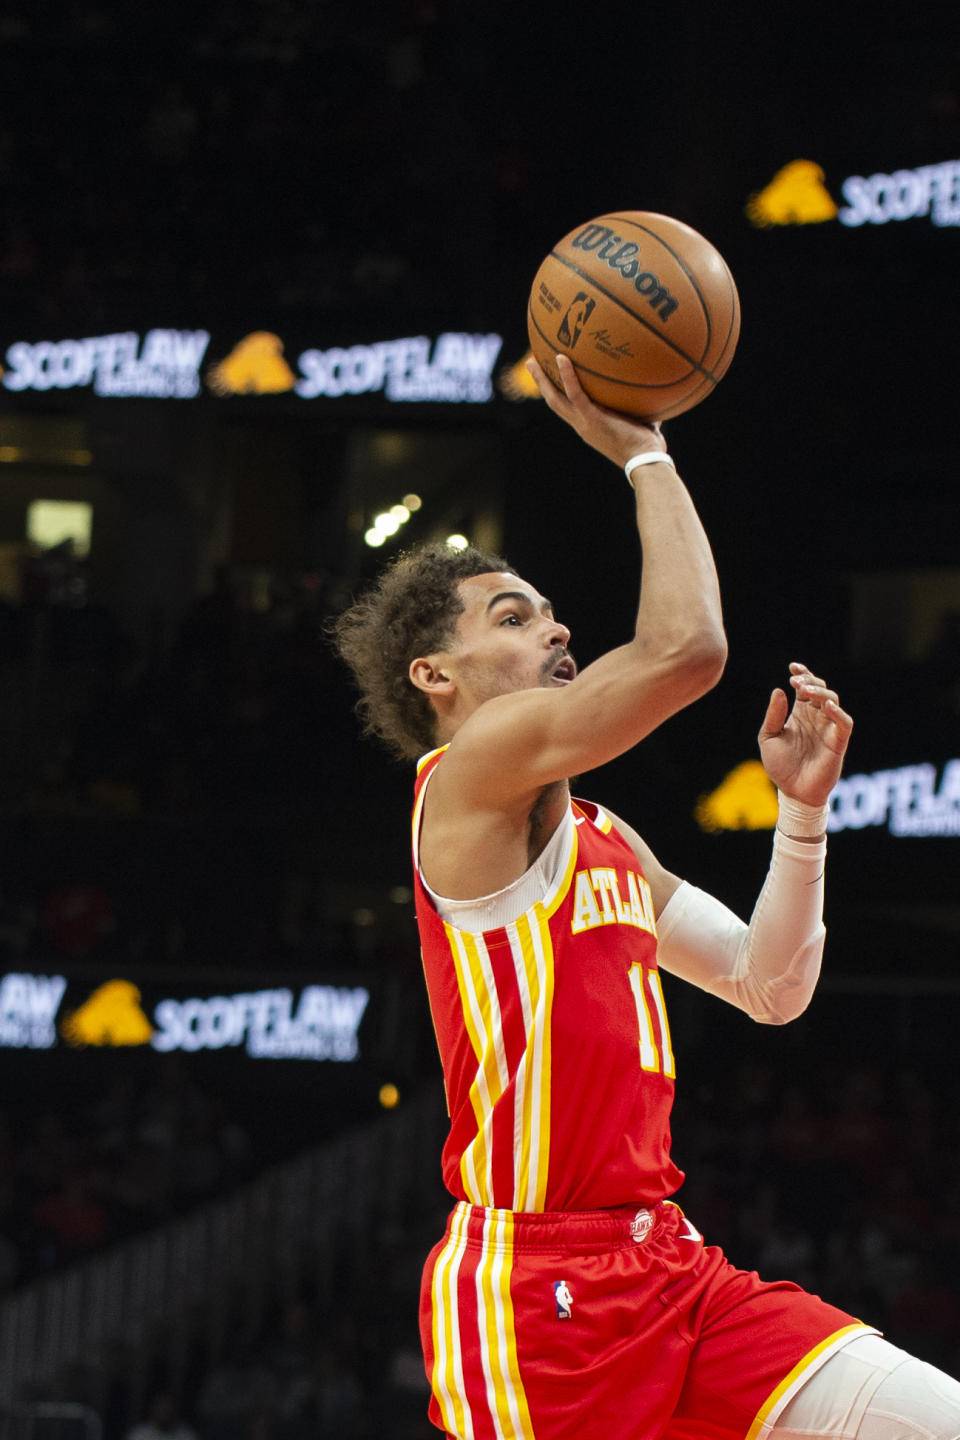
top-left (550, 656), bottom-right (577, 685)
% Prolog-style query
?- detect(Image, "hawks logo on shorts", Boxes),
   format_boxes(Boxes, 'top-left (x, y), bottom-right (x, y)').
top-left (630, 1208), bottom-right (654, 1243)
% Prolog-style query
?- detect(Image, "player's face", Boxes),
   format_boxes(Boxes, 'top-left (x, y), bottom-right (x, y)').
top-left (445, 572), bottom-right (576, 707)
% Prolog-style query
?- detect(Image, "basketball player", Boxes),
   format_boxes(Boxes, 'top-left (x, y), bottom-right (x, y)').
top-left (334, 354), bottom-right (960, 1439)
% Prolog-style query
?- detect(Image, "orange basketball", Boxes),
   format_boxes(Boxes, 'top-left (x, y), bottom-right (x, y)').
top-left (527, 211), bottom-right (741, 421)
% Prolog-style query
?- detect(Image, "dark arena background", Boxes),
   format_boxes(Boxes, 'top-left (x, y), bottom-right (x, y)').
top-left (1, 4), bottom-right (959, 1437)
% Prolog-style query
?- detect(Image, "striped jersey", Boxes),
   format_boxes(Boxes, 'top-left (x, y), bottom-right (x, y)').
top-left (413, 746), bottom-right (684, 1212)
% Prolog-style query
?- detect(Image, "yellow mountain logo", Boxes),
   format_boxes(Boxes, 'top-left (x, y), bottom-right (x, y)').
top-left (746, 160), bottom-right (838, 228)
top-left (207, 332), bottom-right (296, 395)
top-left (695, 761), bottom-right (779, 833)
top-left (60, 979), bottom-right (154, 1047)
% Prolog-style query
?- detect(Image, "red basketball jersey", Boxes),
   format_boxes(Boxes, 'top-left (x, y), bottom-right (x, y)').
top-left (413, 746), bottom-right (684, 1212)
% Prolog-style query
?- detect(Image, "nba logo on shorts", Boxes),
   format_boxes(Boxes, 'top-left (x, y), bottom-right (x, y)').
top-left (554, 1280), bottom-right (573, 1320)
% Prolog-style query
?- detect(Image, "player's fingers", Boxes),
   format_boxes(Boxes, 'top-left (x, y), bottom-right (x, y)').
top-left (556, 355), bottom-right (632, 421)
top-left (789, 662), bottom-right (826, 688)
top-left (789, 664), bottom-right (837, 708)
top-left (555, 353), bottom-right (592, 408)
top-left (556, 355), bottom-right (670, 444)
top-left (758, 687), bottom-right (789, 740)
top-left (526, 356), bottom-right (573, 416)
top-left (526, 355), bottom-right (559, 396)
top-left (794, 681), bottom-right (839, 710)
top-left (824, 698), bottom-right (854, 735)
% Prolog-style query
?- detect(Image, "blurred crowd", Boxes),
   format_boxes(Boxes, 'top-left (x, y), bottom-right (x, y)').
top-left (0, 1056), bottom-right (254, 1295)
top-left (0, 560), bottom-right (399, 975)
top-left (0, 0), bottom-right (524, 332)
top-left (2, 1), bottom-right (958, 334)
top-left (118, 1286), bottom-right (432, 1440)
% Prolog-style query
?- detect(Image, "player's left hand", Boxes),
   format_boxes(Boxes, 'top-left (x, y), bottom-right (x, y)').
top-left (757, 663), bottom-right (853, 806)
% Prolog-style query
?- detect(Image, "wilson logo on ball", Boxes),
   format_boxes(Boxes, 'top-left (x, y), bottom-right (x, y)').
top-left (571, 224), bottom-right (679, 321)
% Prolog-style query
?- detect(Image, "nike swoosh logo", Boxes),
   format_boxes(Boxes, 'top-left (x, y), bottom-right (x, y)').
top-left (679, 1219), bottom-right (702, 1242)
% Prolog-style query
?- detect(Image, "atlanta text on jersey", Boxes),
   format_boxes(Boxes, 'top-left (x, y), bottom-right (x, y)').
top-left (571, 867), bottom-right (657, 935)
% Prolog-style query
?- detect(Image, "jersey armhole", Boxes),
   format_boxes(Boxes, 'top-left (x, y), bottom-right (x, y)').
top-left (572, 798), bottom-right (613, 835)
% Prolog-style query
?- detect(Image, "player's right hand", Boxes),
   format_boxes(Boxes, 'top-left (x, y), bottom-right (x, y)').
top-left (526, 353), bottom-right (669, 471)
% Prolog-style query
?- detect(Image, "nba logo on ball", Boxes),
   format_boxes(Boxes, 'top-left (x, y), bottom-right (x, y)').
top-left (527, 210), bottom-right (741, 422)
top-left (554, 1280), bottom-right (573, 1320)
top-left (557, 293), bottom-right (595, 348)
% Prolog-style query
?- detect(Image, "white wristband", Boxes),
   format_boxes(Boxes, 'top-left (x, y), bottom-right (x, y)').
top-left (777, 791), bottom-right (830, 838)
top-left (624, 451), bottom-right (676, 485)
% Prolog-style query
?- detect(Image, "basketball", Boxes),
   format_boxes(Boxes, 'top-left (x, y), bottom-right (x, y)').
top-left (527, 211), bottom-right (741, 421)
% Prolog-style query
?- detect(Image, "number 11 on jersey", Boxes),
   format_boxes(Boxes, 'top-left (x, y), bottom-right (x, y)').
top-left (628, 964), bottom-right (676, 1078)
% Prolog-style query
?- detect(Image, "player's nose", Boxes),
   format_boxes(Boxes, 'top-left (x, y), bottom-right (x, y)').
top-left (546, 618), bottom-right (571, 647)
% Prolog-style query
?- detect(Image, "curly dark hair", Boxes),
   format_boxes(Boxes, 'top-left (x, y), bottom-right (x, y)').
top-left (331, 542), bottom-right (512, 761)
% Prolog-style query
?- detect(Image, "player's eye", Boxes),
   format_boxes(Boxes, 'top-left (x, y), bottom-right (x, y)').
top-left (499, 613), bottom-right (521, 626)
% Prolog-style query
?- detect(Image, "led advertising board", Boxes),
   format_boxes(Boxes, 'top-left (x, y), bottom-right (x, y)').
top-left (0, 972), bottom-right (370, 1060)
top-left (696, 759), bottom-right (959, 838)
top-left (1, 329), bottom-right (504, 404)
top-left (827, 760), bottom-right (960, 837)
top-left (747, 157), bottom-right (960, 229)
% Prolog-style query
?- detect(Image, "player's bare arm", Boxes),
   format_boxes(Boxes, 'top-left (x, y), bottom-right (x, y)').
top-left (453, 356), bottom-right (727, 787)
top-left (412, 356), bottom-right (727, 897)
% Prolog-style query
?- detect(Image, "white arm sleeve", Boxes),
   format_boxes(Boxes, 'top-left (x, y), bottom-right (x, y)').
top-left (655, 828), bottom-right (827, 1025)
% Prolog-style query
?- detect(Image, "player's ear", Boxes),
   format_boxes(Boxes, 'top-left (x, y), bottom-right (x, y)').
top-left (409, 655), bottom-right (455, 697)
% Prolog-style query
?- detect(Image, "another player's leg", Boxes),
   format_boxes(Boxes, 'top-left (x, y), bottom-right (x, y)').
top-left (771, 1332), bottom-right (960, 1440)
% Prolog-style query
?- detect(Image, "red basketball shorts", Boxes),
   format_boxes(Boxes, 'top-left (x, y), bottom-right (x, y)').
top-left (420, 1200), bottom-right (876, 1440)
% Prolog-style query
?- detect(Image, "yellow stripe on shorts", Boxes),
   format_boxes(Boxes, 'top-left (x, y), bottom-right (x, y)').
top-left (477, 1210), bottom-right (534, 1440)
